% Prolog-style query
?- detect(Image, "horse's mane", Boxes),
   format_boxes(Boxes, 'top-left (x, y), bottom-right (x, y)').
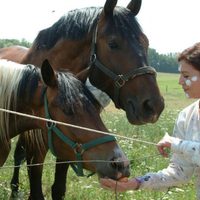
top-left (0, 60), bottom-right (28, 148)
top-left (0, 59), bottom-right (100, 124)
top-left (0, 59), bottom-right (101, 151)
top-left (33, 6), bottom-right (144, 50)
top-left (34, 7), bottom-right (101, 50)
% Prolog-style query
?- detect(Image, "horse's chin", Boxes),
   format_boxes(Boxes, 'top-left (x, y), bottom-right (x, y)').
top-left (124, 102), bottom-right (159, 125)
top-left (123, 101), bottom-right (144, 125)
top-left (125, 109), bottom-right (158, 125)
top-left (97, 172), bottom-right (127, 181)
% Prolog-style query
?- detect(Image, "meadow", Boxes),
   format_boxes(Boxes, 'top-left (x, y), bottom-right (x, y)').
top-left (0, 73), bottom-right (196, 199)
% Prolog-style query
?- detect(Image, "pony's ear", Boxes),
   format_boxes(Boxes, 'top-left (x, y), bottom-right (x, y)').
top-left (76, 67), bottom-right (90, 83)
top-left (127, 0), bottom-right (142, 16)
top-left (103, 0), bottom-right (117, 17)
top-left (41, 59), bottom-right (57, 87)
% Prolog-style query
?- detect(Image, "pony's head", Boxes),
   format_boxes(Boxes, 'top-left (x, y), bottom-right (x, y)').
top-left (0, 59), bottom-right (130, 177)
top-left (39, 60), bottom-right (130, 180)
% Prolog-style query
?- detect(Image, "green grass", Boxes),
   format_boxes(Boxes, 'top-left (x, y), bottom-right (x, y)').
top-left (157, 72), bottom-right (194, 109)
top-left (0, 73), bottom-right (197, 199)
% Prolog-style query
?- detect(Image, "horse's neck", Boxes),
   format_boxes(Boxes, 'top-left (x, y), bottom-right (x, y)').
top-left (9, 89), bottom-right (44, 138)
top-left (22, 40), bottom-right (91, 74)
top-left (8, 84), bottom-right (44, 138)
top-left (0, 46), bottom-right (28, 64)
top-left (8, 115), bottom-right (38, 138)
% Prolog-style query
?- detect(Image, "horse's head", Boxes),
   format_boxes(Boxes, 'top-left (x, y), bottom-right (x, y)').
top-left (20, 0), bottom-right (164, 125)
top-left (88, 0), bottom-right (164, 125)
top-left (39, 60), bottom-right (130, 180)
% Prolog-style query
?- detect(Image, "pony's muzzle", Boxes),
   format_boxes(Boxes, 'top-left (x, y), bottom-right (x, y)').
top-left (109, 156), bottom-right (130, 179)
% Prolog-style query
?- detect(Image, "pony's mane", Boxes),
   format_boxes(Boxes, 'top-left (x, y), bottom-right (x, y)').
top-left (0, 59), bottom-right (101, 150)
top-left (0, 60), bottom-right (29, 148)
top-left (33, 6), bottom-right (144, 50)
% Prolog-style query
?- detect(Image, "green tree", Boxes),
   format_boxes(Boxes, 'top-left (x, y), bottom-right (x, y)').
top-left (148, 48), bottom-right (179, 73)
top-left (0, 38), bottom-right (31, 48)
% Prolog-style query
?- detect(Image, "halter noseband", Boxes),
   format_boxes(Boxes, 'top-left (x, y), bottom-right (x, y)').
top-left (44, 92), bottom-right (116, 176)
top-left (88, 23), bottom-right (157, 108)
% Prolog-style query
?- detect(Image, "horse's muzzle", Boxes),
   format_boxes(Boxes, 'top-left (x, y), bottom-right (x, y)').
top-left (125, 96), bottom-right (164, 125)
top-left (96, 150), bottom-right (130, 180)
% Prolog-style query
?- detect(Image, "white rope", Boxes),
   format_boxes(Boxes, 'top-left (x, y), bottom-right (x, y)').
top-left (0, 160), bottom-right (126, 169)
top-left (1, 153), bottom-right (161, 170)
top-left (0, 107), bottom-right (157, 146)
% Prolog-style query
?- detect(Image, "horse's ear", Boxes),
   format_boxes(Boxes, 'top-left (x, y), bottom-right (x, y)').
top-left (41, 59), bottom-right (57, 87)
top-left (76, 67), bottom-right (90, 83)
top-left (103, 0), bottom-right (117, 17)
top-left (127, 0), bottom-right (142, 16)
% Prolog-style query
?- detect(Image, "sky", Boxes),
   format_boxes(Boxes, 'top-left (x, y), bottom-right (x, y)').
top-left (0, 0), bottom-right (200, 54)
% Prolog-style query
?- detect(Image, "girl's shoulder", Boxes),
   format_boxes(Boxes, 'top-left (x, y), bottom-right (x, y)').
top-left (181, 100), bottom-right (199, 114)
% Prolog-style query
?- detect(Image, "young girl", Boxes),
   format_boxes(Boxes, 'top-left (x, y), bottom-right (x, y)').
top-left (100, 42), bottom-right (200, 199)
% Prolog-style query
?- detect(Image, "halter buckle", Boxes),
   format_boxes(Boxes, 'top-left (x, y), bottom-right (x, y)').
top-left (46, 121), bottom-right (56, 130)
top-left (115, 75), bottom-right (126, 88)
top-left (74, 143), bottom-right (85, 155)
top-left (90, 54), bottom-right (97, 64)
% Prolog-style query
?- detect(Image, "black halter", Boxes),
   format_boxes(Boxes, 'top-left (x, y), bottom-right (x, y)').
top-left (88, 23), bottom-right (157, 108)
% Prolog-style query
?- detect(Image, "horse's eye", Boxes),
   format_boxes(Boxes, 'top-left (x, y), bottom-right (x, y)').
top-left (108, 41), bottom-right (119, 50)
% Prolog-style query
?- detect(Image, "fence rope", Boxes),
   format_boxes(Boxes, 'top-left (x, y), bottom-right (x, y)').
top-left (0, 107), bottom-right (163, 200)
top-left (0, 108), bottom-right (157, 146)
top-left (0, 152), bottom-right (162, 170)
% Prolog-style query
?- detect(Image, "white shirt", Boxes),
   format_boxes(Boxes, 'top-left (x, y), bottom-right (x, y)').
top-left (140, 100), bottom-right (200, 199)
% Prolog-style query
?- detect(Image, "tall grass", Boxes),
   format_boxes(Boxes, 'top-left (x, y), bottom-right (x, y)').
top-left (0, 73), bottom-right (197, 199)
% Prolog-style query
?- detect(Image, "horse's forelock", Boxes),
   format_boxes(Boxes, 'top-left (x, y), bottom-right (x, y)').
top-left (111, 7), bottom-right (148, 59)
top-left (113, 7), bottom-right (143, 37)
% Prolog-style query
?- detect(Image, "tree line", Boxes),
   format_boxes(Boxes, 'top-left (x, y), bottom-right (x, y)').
top-left (148, 48), bottom-right (179, 73)
top-left (0, 39), bottom-right (179, 73)
top-left (0, 38), bottom-right (31, 48)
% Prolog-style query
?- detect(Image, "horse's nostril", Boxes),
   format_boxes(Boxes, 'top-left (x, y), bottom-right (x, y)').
top-left (143, 99), bottom-right (154, 114)
top-left (111, 161), bottom-right (117, 169)
top-left (110, 158), bottom-right (123, 170)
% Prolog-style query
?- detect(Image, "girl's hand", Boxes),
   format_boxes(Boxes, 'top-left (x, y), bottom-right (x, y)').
top-left (100, 177), bottom-right (140, 192)
top-left (157, 132), bottom-right (173, 157)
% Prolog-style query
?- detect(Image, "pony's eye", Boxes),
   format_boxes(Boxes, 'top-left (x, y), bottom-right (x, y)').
top-left (108, 41), bottom-right (119, 50)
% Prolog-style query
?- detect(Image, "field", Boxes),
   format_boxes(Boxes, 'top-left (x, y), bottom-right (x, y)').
top-left (0, 73), bottom-right (196, 199)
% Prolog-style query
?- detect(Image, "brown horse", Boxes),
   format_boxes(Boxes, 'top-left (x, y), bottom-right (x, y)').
top-left (0, 0), bottom-right (164, 124)
top-left (0, 45), bottom-right (28, 63)
top-left (0, 59), bottom-right (129, 199)
top-left (2, 0), bottom-right (165, 199)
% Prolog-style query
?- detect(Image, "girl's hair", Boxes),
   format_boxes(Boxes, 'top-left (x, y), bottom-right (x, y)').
top-left (178, 42), bottom-right (200, 71)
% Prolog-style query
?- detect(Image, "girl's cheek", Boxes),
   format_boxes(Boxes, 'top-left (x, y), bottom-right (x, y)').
top-left (191, 76), bottom-right (198, 81)
top-left (184, 76), bottom-right (199, 87)
top-left (185, 79), bottom-right (192, 86)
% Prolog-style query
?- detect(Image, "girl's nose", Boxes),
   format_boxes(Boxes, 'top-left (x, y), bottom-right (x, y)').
top-left (178, 75), bottom-right (184, 85)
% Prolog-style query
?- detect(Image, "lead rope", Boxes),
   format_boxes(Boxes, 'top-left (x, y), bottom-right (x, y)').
top-left (114, 165), bottom-right (119, 200)
top-left (115, 180), bottom-right (118, 200)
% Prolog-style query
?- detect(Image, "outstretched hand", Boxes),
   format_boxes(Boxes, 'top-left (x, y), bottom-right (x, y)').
top-left (100, 177), bottom-right (139, 192)
top-left (157, 132), bottom-right (173, 157)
